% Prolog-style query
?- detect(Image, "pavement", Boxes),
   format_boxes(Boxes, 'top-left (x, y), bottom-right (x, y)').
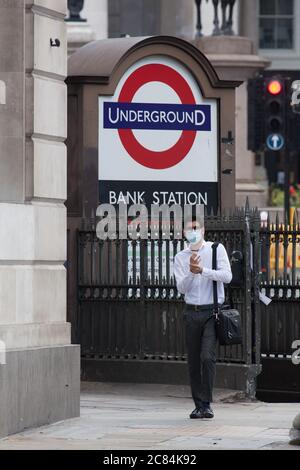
top-left (0, 382), bottom-right (299, 451)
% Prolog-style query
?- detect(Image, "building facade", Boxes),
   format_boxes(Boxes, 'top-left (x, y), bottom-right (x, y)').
top-left (66, 0), bottom-right (300, 210)
top-left (0, 0), bottom-right (80, 438)
top-left (240, 0), bottom-right (300, 209)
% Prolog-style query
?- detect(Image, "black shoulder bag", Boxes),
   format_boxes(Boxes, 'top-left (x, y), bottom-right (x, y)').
top-left (212, 243), bottom-right (242, 346)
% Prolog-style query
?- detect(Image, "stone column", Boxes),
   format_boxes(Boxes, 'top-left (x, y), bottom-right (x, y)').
top-left (239, 0), bottom-right (259, 52)
top-left (81, 0), bottom-right (108, 40)
top-left (160, 0), bottom-right (195, 38)
top-left (0, 0), bottom-right (80, 438)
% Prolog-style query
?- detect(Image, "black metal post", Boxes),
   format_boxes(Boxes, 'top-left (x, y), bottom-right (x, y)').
top-left (195, 0), bottom-right (203, 37)
top-left (212, 0), bottom-right (221, 35)
top-left (284, 148), bottom-right (291, 225)
top-left (225, 0), bottom-right (236, 35)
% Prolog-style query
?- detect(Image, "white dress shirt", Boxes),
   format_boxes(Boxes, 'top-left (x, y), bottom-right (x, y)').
top-left (174, 240), bottom-right (232, 305)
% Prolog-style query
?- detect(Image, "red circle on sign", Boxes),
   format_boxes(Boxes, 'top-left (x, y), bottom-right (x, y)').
top-left (118, 63), bottom-right (197, 170)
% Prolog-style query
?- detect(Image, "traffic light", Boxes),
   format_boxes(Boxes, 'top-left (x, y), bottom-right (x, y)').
top-left (267, 79), bottom-right (283, 96)
top-left (265, 77), bottom-right (286, 143)
top-left (248, 75), bottom-right (288, 152)
top-left (248, 75), bottom-right (300, 152)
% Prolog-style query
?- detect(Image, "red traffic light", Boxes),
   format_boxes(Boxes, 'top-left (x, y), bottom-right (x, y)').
top-left (267, 80), bottom-right (283, 95)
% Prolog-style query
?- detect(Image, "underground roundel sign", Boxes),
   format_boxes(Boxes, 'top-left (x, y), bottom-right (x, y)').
top-left (98, 55), bottom-right (218, 207)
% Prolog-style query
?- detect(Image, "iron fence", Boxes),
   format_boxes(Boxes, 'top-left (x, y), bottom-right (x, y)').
top-left (71, 205), bottom-right (300, 397)
top-left (259, 213), bottom-right (300, 359)
top-left (77, 207), bottom-right (261, 368)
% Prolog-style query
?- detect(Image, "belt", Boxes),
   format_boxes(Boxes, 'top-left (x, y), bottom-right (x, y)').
top-left (186, 303), bottom-right (222, 312)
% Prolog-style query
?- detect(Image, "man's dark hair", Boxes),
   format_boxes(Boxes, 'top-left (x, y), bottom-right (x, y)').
top-left (184, 215), bottom-right (204, 228)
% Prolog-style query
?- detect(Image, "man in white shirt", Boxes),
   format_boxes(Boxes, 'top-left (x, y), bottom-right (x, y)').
top-left (174, 217), bottom-right (232, 419)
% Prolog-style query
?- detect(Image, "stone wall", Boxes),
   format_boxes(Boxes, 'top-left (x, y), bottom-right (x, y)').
top-left (0, 0), bottom-right (80, 438)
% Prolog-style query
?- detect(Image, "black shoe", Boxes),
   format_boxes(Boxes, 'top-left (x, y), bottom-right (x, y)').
top-left (202, 405), bottom-right (214, 419)
top-left (189, 407), bottom-right (204, 419)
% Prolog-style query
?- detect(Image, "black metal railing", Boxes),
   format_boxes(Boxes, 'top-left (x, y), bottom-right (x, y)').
top-left (260, 212), bottom-right (300, 289)
top-left (76, 207), bottom-right (300, 353)
top-left (76, 206), bottom-right (260, 366)
top-left (71, 203), bottom-right (300, 396)
top-left (259, 212), bottom-right (300, 358)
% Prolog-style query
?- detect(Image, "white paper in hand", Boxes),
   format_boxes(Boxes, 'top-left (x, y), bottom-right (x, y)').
top-left (259, 291), bottom-right (272, 306)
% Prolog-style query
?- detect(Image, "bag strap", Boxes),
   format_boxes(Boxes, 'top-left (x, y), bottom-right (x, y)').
top-left (212, 242), bottom-right (219, 314)
top-left (193, 243), bottom-right (219, 331)
top-left (228, 281), bottom-right (234, 309)
top-left (212, 243), bottom-right (234, 310)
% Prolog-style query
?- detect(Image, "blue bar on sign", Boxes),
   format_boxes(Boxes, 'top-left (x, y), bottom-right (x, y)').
top-left (103, 102), bottom-right (211, 131)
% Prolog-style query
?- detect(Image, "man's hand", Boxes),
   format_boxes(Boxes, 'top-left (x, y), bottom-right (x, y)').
top-left (190, 253), bottom-right (203, 274)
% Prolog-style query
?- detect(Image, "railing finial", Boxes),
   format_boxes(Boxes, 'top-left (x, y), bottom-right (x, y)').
top-left (245, 196), bottom-right (250, 215)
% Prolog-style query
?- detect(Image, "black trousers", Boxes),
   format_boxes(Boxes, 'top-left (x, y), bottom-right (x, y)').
top-left (184, 306), bottom-right (217, 407)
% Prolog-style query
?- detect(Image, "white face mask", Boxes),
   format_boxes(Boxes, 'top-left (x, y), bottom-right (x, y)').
top-left (185, 229), bottom-right (203, 245)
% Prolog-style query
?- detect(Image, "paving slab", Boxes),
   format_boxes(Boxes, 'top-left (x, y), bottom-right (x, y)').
top-left (0, 382), bottom-right (299, 450)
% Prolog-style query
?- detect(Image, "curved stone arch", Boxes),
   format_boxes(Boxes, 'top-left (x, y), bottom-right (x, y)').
top-left (67, 36), bottom-right (242, 99)
top-left (0, 80), bottom-right (6, 105)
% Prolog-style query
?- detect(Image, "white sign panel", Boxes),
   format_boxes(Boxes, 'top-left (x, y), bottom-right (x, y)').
top-left (98, 55), bottom-right (219, 208)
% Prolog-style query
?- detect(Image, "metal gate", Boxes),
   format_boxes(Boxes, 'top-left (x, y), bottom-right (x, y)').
top-left (73, 206), bottom-right (262, 397)
top-left (258, 215), bottom-right (300, 401)
top-left (68, 205), bottom-right (300, 399)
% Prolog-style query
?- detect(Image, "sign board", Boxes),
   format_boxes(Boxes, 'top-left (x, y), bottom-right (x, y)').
top-left (98, 55), bottom-right (218, 210)
top-left (266, 133), bottom-right (284, 151)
